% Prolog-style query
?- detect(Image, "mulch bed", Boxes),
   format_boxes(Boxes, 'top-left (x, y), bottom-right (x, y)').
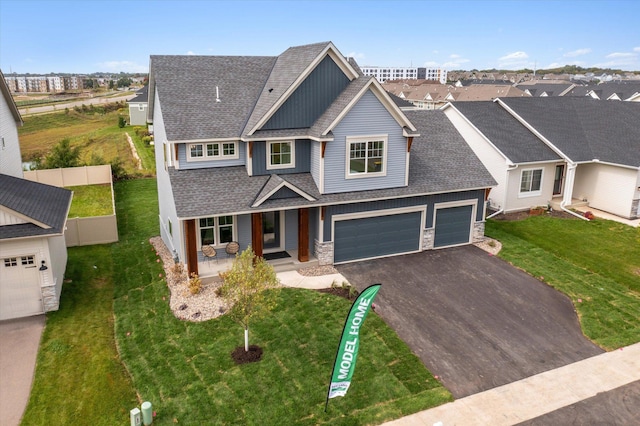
top-left (231, 345), bottom-right (263, 365)
top-left (317, 287), bottom-right (359, 301)
top-left (491, 210), bottom-right (577, 221)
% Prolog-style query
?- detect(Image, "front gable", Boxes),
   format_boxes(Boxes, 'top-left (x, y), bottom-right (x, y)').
top-left (262, 56), bottom-right (351, 130)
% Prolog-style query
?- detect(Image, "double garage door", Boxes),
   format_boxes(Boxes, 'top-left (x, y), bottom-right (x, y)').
top-left (0, 256), bottom-right (44, 320)
top-left (333, 204), bottom-right (475, 263)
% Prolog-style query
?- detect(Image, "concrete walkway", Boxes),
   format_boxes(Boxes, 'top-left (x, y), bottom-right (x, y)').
top-left (383, 343), bottom-right (640, 426)
top-left (0, 315), bottom-right (45, 426)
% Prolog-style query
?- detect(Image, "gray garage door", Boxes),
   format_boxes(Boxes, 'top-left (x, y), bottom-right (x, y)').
top-left (434, 205), bottom-right (473, 248)
top-left (334, 211), bottom-right (421, 263)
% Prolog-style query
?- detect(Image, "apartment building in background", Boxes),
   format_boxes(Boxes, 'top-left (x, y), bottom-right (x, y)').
top-left (361, 66), bottom-right (448, 84)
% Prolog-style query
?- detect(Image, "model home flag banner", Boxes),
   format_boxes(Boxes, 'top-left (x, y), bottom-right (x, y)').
top-left (326, 283), bottom-right (381, 406)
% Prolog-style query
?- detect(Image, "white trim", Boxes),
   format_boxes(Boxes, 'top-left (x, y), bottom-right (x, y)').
top-left (331, 205), bottom-right (426, 264)
top-left (196, 215), bottom-right (237, 249)
top-left (266, 140), bottom-right (295, 170)
top-left (252, 181), bottom-right (316, 208)
top-left (186, 141), bottom-right (239, 162)
top-left (432, 199), bottom-right (478, 249)
top-left (518, 167), bottom-right (544, 198)
top-left (345, 135), bottom-right (388, 179)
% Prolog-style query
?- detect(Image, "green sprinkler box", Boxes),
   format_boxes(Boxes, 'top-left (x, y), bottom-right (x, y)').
top-left (130, 407), bottom-right (141, 426)
top-left (141, 401), bottom-right (153, 425)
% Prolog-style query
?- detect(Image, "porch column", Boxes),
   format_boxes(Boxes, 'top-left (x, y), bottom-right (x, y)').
top-left (184, 219), bottom-right (198, 276)
top-left (297, 208), bottom-right (309, 262)
top-left (562, 163), bottom-right (577, 207)
top-left (251, 212), bottom-right (263, 258)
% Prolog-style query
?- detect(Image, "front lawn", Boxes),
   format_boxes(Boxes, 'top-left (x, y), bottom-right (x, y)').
top-left (486, 215), bottom-right (640, 350)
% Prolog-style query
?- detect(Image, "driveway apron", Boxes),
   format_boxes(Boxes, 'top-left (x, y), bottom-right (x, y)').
top-left (336, 245), bottom-right (603, 398)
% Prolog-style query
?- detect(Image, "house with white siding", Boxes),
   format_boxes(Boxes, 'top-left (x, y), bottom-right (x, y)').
top-left (0, 70), bottom-right (73, 320)
top-left (443, 97), bottom-right (640, 220)
top-left (148, 42), bottom-right (495, 278)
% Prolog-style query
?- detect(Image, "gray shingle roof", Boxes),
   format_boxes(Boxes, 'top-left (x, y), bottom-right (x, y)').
top-left (150, 55), bottom-right (276, 140)
top-left (0, 174), bottom-right (72, 240)
top-left (453, 101), bottom-right (561, 164)
top-left (168, 110), bottom-right (496, 218)
top-left (500, 97), bottom-right (640, 167)
top-left (127, 85), bottom-right (148, 103)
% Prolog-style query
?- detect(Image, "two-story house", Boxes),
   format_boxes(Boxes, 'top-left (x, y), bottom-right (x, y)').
top-left (148, 42), bottom-right (495, 278)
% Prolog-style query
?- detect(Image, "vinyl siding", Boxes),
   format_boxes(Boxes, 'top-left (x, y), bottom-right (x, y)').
top-left (322, 190), bottom-right (485, 240)
top-left (284, 209), bottom-right (298, 250)
top-left (128, 103), bottom-right (147, 126)
top-left (310, 140), bottom-right (321, 189)
top-left (574, 163), bottom-right (637, 218)
top-left (251, 139), bottom-right (311, 175)
top-left (0, 90), bottom-right (23, 178)
top-left (504, 162), bottom-right (559, 212)
top-left (178, 141), bottom-right (246, 170)
top-left (323, 91), bottom-right (407, 194)
top-left (263, 56), bottom-right (350, 130)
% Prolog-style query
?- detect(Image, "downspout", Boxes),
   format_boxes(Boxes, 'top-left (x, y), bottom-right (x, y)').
top-left (487, 163), bottom-right (518, 219)
top-left (561, 162), bottom-right (589, 220)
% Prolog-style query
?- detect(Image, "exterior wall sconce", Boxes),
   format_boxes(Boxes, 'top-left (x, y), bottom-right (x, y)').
top-left (39, 260), bottom-right (48, 271)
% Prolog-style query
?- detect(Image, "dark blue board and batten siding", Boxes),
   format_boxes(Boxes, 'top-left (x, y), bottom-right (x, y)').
top-left (324, 91), bottom-right (408, 194)
top-left (262, 56), bottom-right (350, 130)
top-left (251, 139), bottom-right (311, 175)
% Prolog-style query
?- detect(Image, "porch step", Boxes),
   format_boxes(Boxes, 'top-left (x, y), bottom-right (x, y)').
top-left (272, 258), bottom-right (319, 273)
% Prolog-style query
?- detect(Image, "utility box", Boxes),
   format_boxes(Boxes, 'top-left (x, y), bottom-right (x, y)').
top-left (130, 407), bottom-right (141, 426)
top-left (141, 401), bottom-right (153, 425)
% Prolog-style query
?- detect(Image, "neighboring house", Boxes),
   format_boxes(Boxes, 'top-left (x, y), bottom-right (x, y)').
top-left (443, 97), bottom-right (640, 219)
top-left (127, 85), bottom-right (148, 125)
top-left (148, 42), bottom-right (495, 278)
top-left (0, 70), bottom-right (73, 320)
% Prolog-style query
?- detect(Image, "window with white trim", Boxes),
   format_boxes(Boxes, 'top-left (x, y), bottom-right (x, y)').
top-left (3, 258), bottom-right (18, 267)
top-left (187, 142), bottom-right (238, 161)
top-left (267, 140), bottom-right (295, 169)
top-left (198, 216), bottom-right (235, 247)
top-left (346, 135), bottom-right (387, 177)
top-left (520, 168), bottom-right (543, 196)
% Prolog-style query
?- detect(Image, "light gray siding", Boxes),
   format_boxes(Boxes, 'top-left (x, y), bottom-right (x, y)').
top-left (128, 103), bottom-right (147, 126)
top-left (310, 140), bottom-right (321, 189)
top-left (323, 91), bottom-right (407, 194)
top-left (263, 56), bottom-right (350, 130)
top-left (251, 139), bottom-right (311, 175)
top-left (177, 142), bottom-right (246, 170)
top-left (0, 89), bottom-right (23, 178)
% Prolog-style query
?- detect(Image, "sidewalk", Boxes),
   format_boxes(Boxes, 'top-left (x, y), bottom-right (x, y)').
top-left (383, 342), bottom-right (640, 426)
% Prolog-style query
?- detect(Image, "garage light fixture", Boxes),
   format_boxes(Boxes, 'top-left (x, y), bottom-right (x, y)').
top-left (39, 260), bottom-right (48, 271)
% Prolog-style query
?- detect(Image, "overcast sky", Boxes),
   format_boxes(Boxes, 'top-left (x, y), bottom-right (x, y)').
top-left (1, 0), bottom-right (639, 74)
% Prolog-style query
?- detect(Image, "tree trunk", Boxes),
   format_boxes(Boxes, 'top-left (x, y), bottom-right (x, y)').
top-left (244, 327), bottom-right (249, 352)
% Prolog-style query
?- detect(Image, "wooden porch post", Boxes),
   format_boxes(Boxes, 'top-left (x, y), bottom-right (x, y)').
top-left (298, 208), bottom-right (309, 262)
top-left (251, 212), bottom-right (263, 258)
top-left (184, 219), bottom-right (198, 276)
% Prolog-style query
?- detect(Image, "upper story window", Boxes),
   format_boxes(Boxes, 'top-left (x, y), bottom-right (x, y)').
top-left (519, 168), bottom-right (543, 197)
top-left (346, 135), bottom-right (387, 178)
top-left (267, 140), bottom-right (295, 170)
top-left (187, 141), bottom-right (239, 162)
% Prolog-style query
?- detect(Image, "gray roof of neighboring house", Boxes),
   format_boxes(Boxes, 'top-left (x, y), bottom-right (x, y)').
top-left (452, 101), bottom-right (561, 164)
top-left (127, 85), bottom-right (148, 103)
top-left (168, 110), bottom-right (496, 218)
top-left (0, 174), bottom-right (72, 240)
top-left (516, 83), bottom-right (573, 97)
top-left (500, 97), bottom-right (640, 167)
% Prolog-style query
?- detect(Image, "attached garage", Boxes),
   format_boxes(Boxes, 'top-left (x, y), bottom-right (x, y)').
top-left (434, 203), bottom-right (475, 248)
top-left (0, 255), bottom-right (44, 320)
top-left (333, 208), bottom-right (424, 263)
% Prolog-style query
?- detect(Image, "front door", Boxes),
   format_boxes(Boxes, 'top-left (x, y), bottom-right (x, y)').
top-left (262, 211), bottom-right (282, 252)
top-left (553, 165), bottom-right (565, 195)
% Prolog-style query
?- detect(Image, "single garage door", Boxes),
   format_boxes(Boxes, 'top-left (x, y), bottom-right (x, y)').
top-left (0, 256), bottom-right (43, 320)
top-left (434, 205), bottom-right (473, 248)
top-left (334, 211), bottom-right (422, 263)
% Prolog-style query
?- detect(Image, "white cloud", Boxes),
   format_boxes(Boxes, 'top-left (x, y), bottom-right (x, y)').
top-left (605, 52), bottom-right (635, 59)
top-left (564, 48), bottom-right (591, 57)
top-left (497, 51), bottom-right (530, 69)
top-left (96, 60), bottom-right (148, 73)
top-left (186, 51), bottom-right (197, 55)
top-left (634, 47), bottom-right (640, 52)
top-left (346, 51), bottom-right (365, 60)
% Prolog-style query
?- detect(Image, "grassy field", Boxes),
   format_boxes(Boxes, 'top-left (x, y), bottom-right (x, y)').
top-left (18, 108), bottom-right (155, 176)
top-left (66, 184), bottom-right (113, 217)
top-left (486, 215), bottom-right (640, 350)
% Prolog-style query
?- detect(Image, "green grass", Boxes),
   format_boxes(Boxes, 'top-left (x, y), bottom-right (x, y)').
top-left (486, 215), bottom-right (640, 350)
top-left (66, 184), bottom-right (113, 217)
top-left (18, 109), bottom-right (155, 177)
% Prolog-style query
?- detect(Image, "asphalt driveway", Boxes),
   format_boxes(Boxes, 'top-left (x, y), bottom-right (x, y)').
top-left (336, 245), bottom-right (603, 398)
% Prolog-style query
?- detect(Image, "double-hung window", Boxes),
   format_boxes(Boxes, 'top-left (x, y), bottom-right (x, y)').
top-left (199, 216), bottom-right (235, 247)
top-left (187, 142), bottom-right (238, 161)
top-left (346, 135), bottom-right (387, 178)
top-left (267, 140), bottom-right (295, 170)
top-left (519, 168), bottom-right (543, 196)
